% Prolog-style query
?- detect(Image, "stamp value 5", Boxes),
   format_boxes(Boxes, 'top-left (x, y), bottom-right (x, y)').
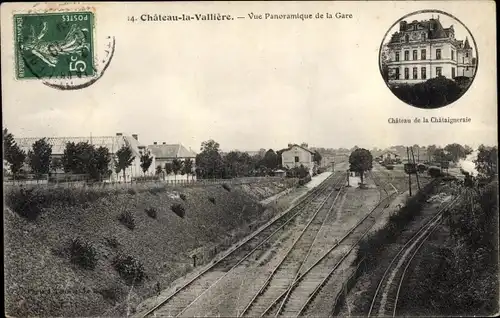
top-left (14, 11), bottom-right (95, 80)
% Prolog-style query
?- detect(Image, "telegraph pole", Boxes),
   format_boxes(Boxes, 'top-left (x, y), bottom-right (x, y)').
top-left (406, 147), bottom-right (412, 196)
top-left (411, 147), bottom-right (421, 191)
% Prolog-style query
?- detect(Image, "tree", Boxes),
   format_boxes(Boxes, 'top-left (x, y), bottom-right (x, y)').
top-left (464, 145), bottom-right (474, 156)
top-left (313, 151), bottom-right (322, 165)
top-left (50, 157), bottom-right (62, 173)
top-left (475, 145), bottom-right (498, 182)
top-left (115, 145), bottom-right (135, 182)
top-left (164, 162), bottom-right (173, 178)
top-left (27, 138), bottom-right (52, 177)
top-left (262, 149), bottom-right (278, 170)
top-left (196, 139), bottom-right (224, 179)
top-left (444, 143), bottom-right (467, 162)
top-left (427, 145), bottom-right (437, 162)
top-left (94, 146), bottom-right (111, 181)
top-left (172, 158), bottom-right (183, 180)
top-left (155, 165), bottom-right (163, 176)
top-left (140, 150), bottom-right (153, 175)
top-left (349, 148), bottom-right (373, 184)
top-left (183, 158), bottom-right (194, 180)
top-left (3, 128), bottom-right (26, 177)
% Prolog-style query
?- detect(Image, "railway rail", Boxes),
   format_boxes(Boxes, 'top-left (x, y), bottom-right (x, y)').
top-left (245, 171), bottom-right (399, 317)
top-left (140, 171), bottom-right (345, 317)
top-left (239, 175), bottom-right (346, 317)
top-left (367, 196), bottom-right (459, 317)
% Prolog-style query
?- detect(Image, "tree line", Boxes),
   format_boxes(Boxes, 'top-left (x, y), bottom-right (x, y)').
top-left (3, 129), bottom-right (154, 181)
top-left (194, 139), bottom-right (322, 179)
top-left (4, 130), bottom-right (323, 181)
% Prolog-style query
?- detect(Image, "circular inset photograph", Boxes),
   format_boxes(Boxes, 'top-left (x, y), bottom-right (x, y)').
top-left (379, 10), bottom-right (478, 109)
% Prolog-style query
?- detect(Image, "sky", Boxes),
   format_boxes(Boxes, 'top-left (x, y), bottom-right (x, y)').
top-left (1, 2), bottom-right (497, 153)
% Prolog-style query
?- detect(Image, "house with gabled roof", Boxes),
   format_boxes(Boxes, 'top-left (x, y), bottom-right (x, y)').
top-left (14, 133), bottom-right (156, 182)
top-left (147, 142), bottom-right (197, 180)
top-left (280, 143), bottom-right (315, 175)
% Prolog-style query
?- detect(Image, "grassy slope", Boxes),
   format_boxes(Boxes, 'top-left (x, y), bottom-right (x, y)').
top-left (4, 181), bottom-right (291, 317)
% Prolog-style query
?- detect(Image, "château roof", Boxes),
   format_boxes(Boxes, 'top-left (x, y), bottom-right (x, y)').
top-left (388, 17), bottom-right (463, 44)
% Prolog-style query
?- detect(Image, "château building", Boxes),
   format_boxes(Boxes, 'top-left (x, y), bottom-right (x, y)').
top-left (385, 16), bottom-right (476, 84)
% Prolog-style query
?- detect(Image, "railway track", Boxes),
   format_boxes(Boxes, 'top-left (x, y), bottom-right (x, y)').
top-left (367, 196), bottom-right (459, 317)
top-left (238, 176), bottom-right (346, 317)
top-left (140, 171), bottom-right (344, 317)
top-left (245, 173), bottom-right (399, 317)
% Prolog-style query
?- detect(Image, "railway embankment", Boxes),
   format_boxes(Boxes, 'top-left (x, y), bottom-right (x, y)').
top-left (4, 179), bottom-right (297, 317)
top-left (336, 177), bottom-right (498, 317)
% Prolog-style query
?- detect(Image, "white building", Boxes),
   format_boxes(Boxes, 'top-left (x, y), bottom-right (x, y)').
top-left (148, 142), bottom-right (197, 180)
top-left (14, 133), bottom-right (156, 182)
top-left (385, 16), bottom-right (476, 84)
top-left (280, 143), bottom-right (315, 175)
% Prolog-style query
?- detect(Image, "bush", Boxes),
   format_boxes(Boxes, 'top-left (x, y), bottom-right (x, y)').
top-left (385, 165), bottom-right (394, 170)
top-left (145, 207), bottom-right (157, 219)
top-left (69, 238), bottom-right (97, 270)
top-left (179, 193), bottom-right (187, 201)
top-left (118, 211), bottom-right (135, 230)
top-left (127, 188), bottom-right (137, 195)
top-left (105, 236), bottom-right (119, 249)
top-left (298, 174), bottom-right (312, 186)
top-left (171, 203), bottom-right (186, 218)
top-left (390, 76), bottom-right (464, 108)
top-left (148, 185), bottom-right (166, 195)
top-left (5, 187), bottom-right (45, 220)
top-left (208, 197), bottom-right (216, 204)
top-left (112, 255), bottom-right (145, 285)
top-left (428, 166), bottom-right (442, 178)
top-left (133, 175), bottom-right (160, 182)
top-left (222, 184), bottom-right (231, 192)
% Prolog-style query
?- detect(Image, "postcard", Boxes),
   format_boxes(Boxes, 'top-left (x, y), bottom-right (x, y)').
top-left (2, 1), bottom-right (498, 317)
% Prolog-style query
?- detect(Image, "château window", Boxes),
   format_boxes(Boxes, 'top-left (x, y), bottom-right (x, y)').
top-left (404, 67), bottom-right (409, 79)
top-left (413, 67), bottom-right (418, 79)
top-left (422, 33), bottom-right (426, 40)
top-left (436, 49), bottom-right (441, 60)
top-left (451, 50), bottom-right (455, 60)
top-left (421, 49), bottom-right (426, 60)
top-left (395, 52), bottom-right (400, 62)
top-left (394, 68), bottom-right (400, 79)
top-left (413, 50), bottom-right (418, 60)
top-left (436, 67), bottom-right (442, 77)
top-left (405, 34), bottom-right (409, 42)
top-left (421, 67), bottom-right (427, 79)
top-left (452, 67), bottom-right (455, 78)
top-left (465, 52), bottom-right (469, 57)
top-left (294, 156), bottom-right (299, 163)
top-left (404, 50), bottom-right (409, 61)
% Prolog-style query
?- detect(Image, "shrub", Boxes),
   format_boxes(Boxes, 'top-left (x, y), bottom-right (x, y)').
top-left (179, 193), bottom-right (187, 201)
top-left (298, 175), bottom-right (312, 186)
top-left (105, 236), bottom-right (119, 249)
top-left (148, 185), bottom-right (166, 195)
top-left (171, 203), bottom-right (186, 218)
top-left (134, 175), bottom-right (160, 182)
top-left (98, 284), bottom-right (123, 304)
top-left (390, 76), bottom-right (464, 108)
top-left (145, 207), bottom-right (157, 218)
top-left (208, 197), bottom-right (216, 204)
top-left (222, 184), bottom-right (231, 192)
top-left (5, 187), bottom-right (45, 220)
top-left (127, 188), bottom-right (137, 195)
top-left (118, 211), bottom-right (135, 230)
top-left (112, 255), bottom-right (145, 285)
top-left (70, 238), bottom-right (97, 270)
top-left (428, 166), bottom-right (442, 178)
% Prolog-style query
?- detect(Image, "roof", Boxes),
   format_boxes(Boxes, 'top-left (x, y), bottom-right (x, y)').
top-left (13, 135), bottom-right (145, 157)
top-left (388, 18), bottom-right (457, 44)
top-left (281, 144), bottom-right (315, 154)
top-left (147, 144), bottom-right (196, 159)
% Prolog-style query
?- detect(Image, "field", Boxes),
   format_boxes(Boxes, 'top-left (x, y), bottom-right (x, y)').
top-left (4, 180), bottom-right (296, 317)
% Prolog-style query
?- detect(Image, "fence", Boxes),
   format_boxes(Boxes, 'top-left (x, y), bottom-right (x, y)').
top-left (3, 175), bottom-right (289, 190)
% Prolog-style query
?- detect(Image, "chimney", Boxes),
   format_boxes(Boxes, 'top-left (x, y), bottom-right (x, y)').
top-left (399, 20), bottom-right (407, 32)
top-left (153, 142), bottom-right (157, 145)
top-left (116, 133), bottom-right (123, 136)
top-left (132, 134), bottom-right (138, 141)
top-left (288, 143), bottom-right (293, 148)
top-left (163, 142), bottom-right (166, 145)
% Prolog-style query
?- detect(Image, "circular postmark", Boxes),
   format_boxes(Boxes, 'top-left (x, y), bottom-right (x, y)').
top-left (15, 9), bottom-right (115, 90)
top-left (379, 10), bottom-right (478, 109)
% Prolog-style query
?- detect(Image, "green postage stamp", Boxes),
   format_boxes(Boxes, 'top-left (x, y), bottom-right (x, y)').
top-left (14, 11), bottom-right (95, 79)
